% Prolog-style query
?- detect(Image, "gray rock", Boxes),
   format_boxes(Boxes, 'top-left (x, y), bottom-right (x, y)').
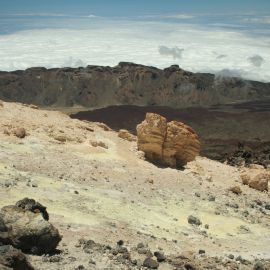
top-left (143, 257), bottom-right (159, 269)
top-left (0, 245), bottom-right (35, 270)
top-left (253, 261), bottom-right (265, 270)
top-left (154, 251), bottom-right (166, 262)
top-left (188, 215), bottom-right (202, 226)
top-left (0, 202), bottom-right (61, 255)
top-left (265, 203), bottom-right (270, 210)
top-left (228, 254), bottom-right (234, 259)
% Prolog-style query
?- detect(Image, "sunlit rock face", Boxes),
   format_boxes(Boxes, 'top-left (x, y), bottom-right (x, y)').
top-left (137, 113), bottom-right (200, 168)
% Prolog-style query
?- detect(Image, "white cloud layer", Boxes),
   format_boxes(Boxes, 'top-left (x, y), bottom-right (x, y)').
top-left (0, 20), bottom-right (269, 82)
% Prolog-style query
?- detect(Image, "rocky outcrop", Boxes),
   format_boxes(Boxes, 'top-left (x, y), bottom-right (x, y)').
top-left (0, 245), bottom-right (35, 270)
top-left (0, 63), bottom-right (269, 109)
top-left (0, 199), bottom-right (62, 255)
top-left (136, 113), bottom-right (200, 167)
top-left (241, 173), bottom-right (269, 192)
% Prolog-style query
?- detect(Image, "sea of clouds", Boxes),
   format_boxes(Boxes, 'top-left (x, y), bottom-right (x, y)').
top-left (0, 15), bottom-right (269, 82)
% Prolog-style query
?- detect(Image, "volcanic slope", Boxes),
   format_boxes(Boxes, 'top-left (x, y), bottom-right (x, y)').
top-left (0, 100), bottom-right (269, 269)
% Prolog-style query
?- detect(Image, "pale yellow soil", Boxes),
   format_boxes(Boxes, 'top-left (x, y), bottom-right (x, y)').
top-left (0, 101), bottom-right (269, 269)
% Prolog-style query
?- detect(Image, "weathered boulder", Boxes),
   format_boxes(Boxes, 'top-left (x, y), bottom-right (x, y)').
top-left (136, 113), bottom-right (167, 164)
top-left (163, 121), bottom-right (200, 167)
top-left (241, 173), bottom-right (269, 192)
top-left (118, 129), bottom-right (137, 142)
top-left (0, 200), bottom-right (62, 255)
top-left (136, 113), bottom-right (200, 167)
top-left (0, 245), bottom-right (35, 270)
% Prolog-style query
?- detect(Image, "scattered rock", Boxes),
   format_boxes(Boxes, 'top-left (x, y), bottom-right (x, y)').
top-left (13, 128), bottom-right (26, 139)
top-left (253, 261), bottom-right (265, 270)
top-left (241, 173), bottom-right (269, 192)
top-left (137, 113), bottom-right (200, 168)
top-left (154, 251), bottom-right (166, 262)
top-left (188, 215), bottom-right (202, 226)
top-left (90, 140), bottom-right (108, 149)
top-left (229, 185), bottom-right (242, 195)
top-left (143, 257), bottom-right (159, 269)
top-left (54, 135), bottom-right (67, 142)
top-left (228, 254), bottom-right (234, 259)
top-left (0, 245), bottom-right (35, 270)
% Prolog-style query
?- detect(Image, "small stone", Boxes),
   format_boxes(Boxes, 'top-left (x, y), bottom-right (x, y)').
top-left (14, 128), bottom-right (26, 138)
top-left (236, 256), bottom-right (243, 262)
top-left (198, 249), bottom-right (205, 255)
top-left (75, 265), bottom-right (85, 270)
top-left (208, 195), bottom-right (215, 202)
top-left (229, 186), bottom-right (242, 195)
top-left (117, 240), bottom-right (124, 246)
top-left (188, 215), bottom-right (201, 226)
top-left (88, 259), bottom-right (96, 265)
top-left (253, 261), bottom-right (265, 270)
top-left (154, 251), bottom-right (166, 262)
top-left (228, 254), bottom-right (234, 260)
top-left (143, 257), bottom-right (159, 269)
top-left (204, 224), bottom-right (209, 229)
top-left (137, 242), bottom-right (145, 249)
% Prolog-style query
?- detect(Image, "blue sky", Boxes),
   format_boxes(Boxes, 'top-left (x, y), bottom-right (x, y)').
top-left (1, 0), bottom-right (270, 16)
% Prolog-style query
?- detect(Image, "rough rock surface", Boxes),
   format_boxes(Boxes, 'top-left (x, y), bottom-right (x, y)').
top-left (118, 129), bottom-right (137, 142)
top-left (0, 201), bottom-right (61, 254)
top-left (0, 245), bottom-right (35, 270)
top-left (241, 173), bottom-right (269, 192)
top-left (0, 63), bottom-right (269, 109)
top-left (15, 198), bottom-right (49, 221)
top-left (137, 113), bottom-right (200, 167)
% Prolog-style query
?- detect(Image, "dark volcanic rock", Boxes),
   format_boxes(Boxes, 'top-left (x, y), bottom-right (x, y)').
top-left (188, 215), bottom-right (202, 226)
top-left (0, 201), bottom-right (61, 255)
top-left (0, 63), bottom-right (269, 109)
top-left (143, 257), bottom-right (159, 269)
top-left (16, 198), bottom-right (49, 221)
top-left (225, 146), bottom-right (270, 168)
top-left (0, 245), bottom-right (35, 270)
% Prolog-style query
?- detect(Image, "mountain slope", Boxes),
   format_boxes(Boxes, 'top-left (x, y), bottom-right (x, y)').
top-left (0, 63), bottom-right (269, 109)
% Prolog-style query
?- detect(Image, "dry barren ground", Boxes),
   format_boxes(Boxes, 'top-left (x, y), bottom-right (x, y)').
top-left (0, 101), bottom-right (269, 269)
